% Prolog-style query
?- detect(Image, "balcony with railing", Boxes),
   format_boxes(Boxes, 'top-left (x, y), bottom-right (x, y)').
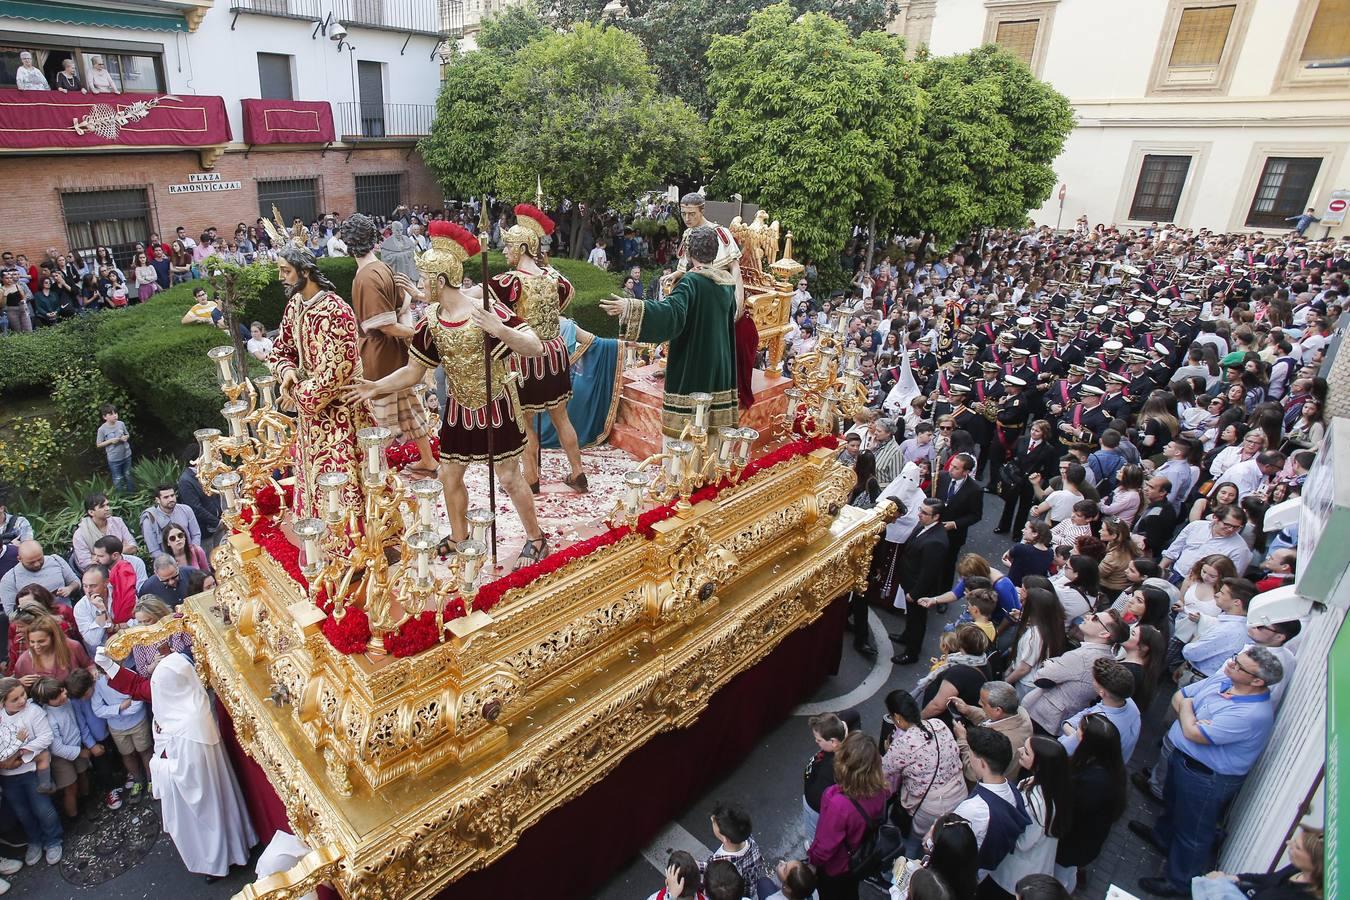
top-left (336, 102), bottom-right (434, 140)
top-left (335, 0), bottom-right (443, 36)
top-left (229, 0), bottom-right (323, 22)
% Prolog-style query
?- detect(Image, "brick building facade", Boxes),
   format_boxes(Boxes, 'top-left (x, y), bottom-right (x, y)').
top-left (0, 147), bottom-right (444, 262)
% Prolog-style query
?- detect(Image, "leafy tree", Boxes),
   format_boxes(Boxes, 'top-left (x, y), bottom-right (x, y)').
top-left (560, 0), bottom-right (900, 117)
top-left (476, 1), bottom-right (550, 53)
top-left (895, 45), bottom-right (1074, 247)
top-left (422, 16), bottom-right (705, 214)
top-left (706, 3), bottom-right (922, 285)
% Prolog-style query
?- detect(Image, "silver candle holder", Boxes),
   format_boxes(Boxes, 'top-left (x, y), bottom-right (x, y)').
top-left (194, 428), bottom-right (221, 470)
top-left (253, 374), bottom-right (278, 410)
top-left (316, 471), bottom-right (350, 526)
top-left (293, 518), bottom-right (328, 583)
top-left (456, 539), bottom-right (487, 595)
top-left (622, 470), bottom-right (652, 518)
top-left (466, 508), bottom-right (494, 546)
top-left (212, 471), bottom-right (242, 513)
top-left (357, 426), bottom-right (393, 488)
top-left (221, 400), bottom-right (250, 445)
top-left (406, 530), bottom-right (439, 588)
top-left (734, 428), bottom-right (759, 467)
top-left (411, 479), bottom-right (444, 531)
top-left (208, 345), bottom-right (238, 390)
top-left (688, 392), bottom-right (712, 430)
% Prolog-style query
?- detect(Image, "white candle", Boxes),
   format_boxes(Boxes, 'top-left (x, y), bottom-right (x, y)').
top-left (327, 486), bottom-right (341, 518)
top-left (367, 443), bottom-right (380, 477)
top-left (417, 551), bottom-right (429, 583)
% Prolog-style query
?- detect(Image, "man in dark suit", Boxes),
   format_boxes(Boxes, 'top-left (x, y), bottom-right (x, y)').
top-left (935, 453), bottom-right (983, 584)
top-left (1133, 474), bottom-right (1179, 557)
top-left (889, 498), bottom-right (950, 664)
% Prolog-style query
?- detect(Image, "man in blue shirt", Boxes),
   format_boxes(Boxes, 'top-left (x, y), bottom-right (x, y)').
top-left (1128, 648), bottom-right (1283, 897)
top-left (1059, 657), bottom-right (1141, 763)
top-left (1180, 577), bottom-right (1256, 681)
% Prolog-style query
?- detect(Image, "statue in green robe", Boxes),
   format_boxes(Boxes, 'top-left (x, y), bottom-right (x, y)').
top-left (600, 225), bottom-right (739, 439)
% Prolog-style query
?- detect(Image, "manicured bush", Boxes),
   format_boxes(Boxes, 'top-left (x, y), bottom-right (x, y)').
top-left (0, 251), bottom-right (626, 446)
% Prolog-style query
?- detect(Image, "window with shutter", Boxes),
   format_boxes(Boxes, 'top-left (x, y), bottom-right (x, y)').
top-left (994, 19), bottom-right (1039, 66)
top-left (1168, 4), bottom-right (1236, 66)
top-left (1129, 155), bottom-right (1192, 221)
top-left (1245, 157), bottom-right (1322, 229)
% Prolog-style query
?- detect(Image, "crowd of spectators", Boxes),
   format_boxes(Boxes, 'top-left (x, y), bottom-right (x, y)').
top-left (1, 201), bottom-right (1341, 898)
top-left (651, 220), bottom-right (1339, 900)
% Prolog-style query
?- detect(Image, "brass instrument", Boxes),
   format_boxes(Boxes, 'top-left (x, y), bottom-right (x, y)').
top-left (976, 398), bottom-right (1000, 421)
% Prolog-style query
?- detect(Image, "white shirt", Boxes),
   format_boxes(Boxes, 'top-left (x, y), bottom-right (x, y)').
top-left (1040, 489), bottom-right (1079, 523)
top-left (1164, 520), bottom-right (1252, 576)
top-left (989, 785), bottom-right (1058, 894)
top-left (953, 778), bottom-right (1019, 851)
top-left (74, 595), bottom-right (114, 655)
top-left (1214, 458), bottom-right (1268, 500)
top-left (326, 235), bottom-right (348, 257)
top-left (587, 247), bottom-right (609, 268)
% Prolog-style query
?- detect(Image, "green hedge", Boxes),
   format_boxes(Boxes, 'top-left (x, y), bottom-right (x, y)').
top-left (1, 254), bottom-right (625, 443)
top-left (237, 253), bottom-right (621, 338)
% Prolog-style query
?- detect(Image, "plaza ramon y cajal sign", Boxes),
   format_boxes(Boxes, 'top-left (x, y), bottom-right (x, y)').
top-left (169, 172), bottom-right (242, 195)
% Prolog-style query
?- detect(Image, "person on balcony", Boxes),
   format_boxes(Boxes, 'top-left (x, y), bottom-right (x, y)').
top-left (87, 56), bottom-right (119, 94)
top-left (54, 59), bottom-right (85, 94)
top-left (15, 52), bottom-right (49, 91)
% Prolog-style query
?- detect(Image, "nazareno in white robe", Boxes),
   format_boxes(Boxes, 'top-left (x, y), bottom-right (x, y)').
top-left (148, 653), bottom-right (258, 876)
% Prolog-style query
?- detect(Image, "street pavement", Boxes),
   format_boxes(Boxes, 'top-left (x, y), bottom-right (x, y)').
top-left (11, 482), bottom-right (1171, 899)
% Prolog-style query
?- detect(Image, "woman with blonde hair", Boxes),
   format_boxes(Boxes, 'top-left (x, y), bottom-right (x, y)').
top-left (1196, 822), bottom-right (1323, 899)
top-left (13, 615), bottom-right (92, 686)
top-left (808, 731), bottom-right (891, 900)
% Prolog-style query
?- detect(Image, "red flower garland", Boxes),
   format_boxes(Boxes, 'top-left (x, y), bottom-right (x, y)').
top-left (254, 484), bottom-right (282, 519)
top-left (244, 435), bottom-right (838, 659)
top-left (385, 611), bottom-right (439, 657)
top-left (385, 438), bottom-right (441, 472)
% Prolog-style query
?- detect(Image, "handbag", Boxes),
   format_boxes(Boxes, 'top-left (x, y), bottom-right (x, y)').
top-left (999, 460), bottom-right (1027, 490)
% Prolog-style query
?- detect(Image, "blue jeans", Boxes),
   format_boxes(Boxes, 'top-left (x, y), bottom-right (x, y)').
top-left (1152, 751), bottom-right (1245, 891)
top-left (2, 771), bottom-right (62, 850)
top-left (108, 457), bottom-right (135, 493)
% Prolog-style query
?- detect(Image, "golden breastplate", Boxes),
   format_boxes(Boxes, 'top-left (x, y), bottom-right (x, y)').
top-left (428, 316), bottom-right (510, 410)
top-left (517, 272), bottom-right (561, 342)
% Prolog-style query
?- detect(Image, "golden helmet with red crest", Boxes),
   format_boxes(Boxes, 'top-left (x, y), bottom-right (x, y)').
top-left (417, 221), bottom-right (480, 288)
top-left (503, 203), bottom-right (555, 258)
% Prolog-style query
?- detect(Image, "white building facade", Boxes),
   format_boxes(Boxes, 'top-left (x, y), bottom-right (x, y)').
top-left (897, 0), bottom-right (1350, 236)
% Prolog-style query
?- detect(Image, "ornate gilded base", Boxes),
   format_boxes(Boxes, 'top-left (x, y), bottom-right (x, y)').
top-left (156, 449), bottom-right (885, 899)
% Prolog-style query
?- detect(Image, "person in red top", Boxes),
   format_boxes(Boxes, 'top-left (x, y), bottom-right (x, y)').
top-left (90, 536), bottom-right (138, 623)
top-left (808, 731), bottom-right (891, 900)
top-left (7, 586), bottom-right (79, 665)
top-left (349, 221), bottom-right (551, 570)
top-left (1255, 548), bottom-right (1296, 593)
top-left (13, 617), bottom-right (92, 687)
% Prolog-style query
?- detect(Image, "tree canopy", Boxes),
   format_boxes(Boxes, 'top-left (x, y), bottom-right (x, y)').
top-left (542, 0), bottom-right (899, 117)
top-left (420, 14), bottom-right (704, 209)
top-left (894, 45), bottom-right (1076, 245)
top-left (706, 3), bottom-right (923, 282)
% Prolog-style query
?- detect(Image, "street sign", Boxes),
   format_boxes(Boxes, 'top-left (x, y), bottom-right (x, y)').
top-left (1323, 189), bottom-right (1350, 227)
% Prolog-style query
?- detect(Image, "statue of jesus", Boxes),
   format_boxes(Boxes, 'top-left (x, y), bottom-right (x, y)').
top-left (269, 244), bottom-right (373, 517)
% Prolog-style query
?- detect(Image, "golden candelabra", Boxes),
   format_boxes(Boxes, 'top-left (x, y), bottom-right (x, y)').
top-left (612, 393), bottom-right (759, 524)
top-left (197, 349), bottom-right (487, 657)
top-left (774, 306), bottom-right (870, 441)
top-left (196, 345), bottom-right (296, 526)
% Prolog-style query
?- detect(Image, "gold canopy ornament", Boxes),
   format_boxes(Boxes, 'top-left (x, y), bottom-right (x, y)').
top-left (769, 230), bottom-right (805, 284)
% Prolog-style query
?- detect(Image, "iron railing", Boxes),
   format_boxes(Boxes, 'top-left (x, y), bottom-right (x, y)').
top-left (336, 0), bottom-right (442, 35)
top-left (337, 102), bottom-right (434, 140)
top-left (229, 0), bottom-right (324, 21)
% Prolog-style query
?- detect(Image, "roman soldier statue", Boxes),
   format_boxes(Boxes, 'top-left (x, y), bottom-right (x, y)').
top-left (487, 204), bottom-right (587, 494)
